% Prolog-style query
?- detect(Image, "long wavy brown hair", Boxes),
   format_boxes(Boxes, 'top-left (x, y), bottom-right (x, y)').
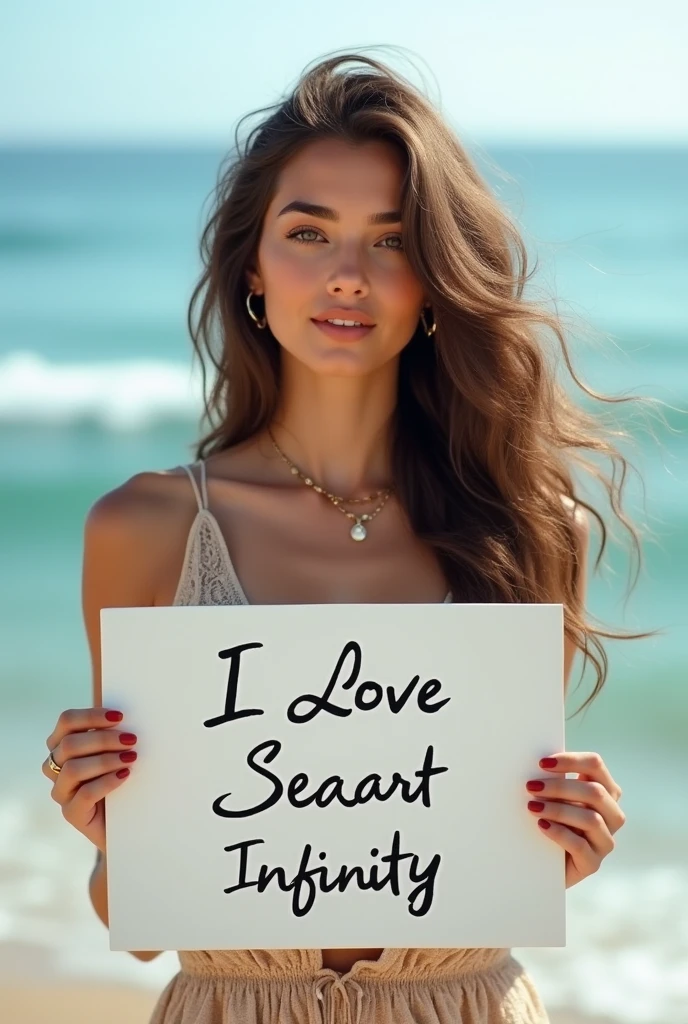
top-left (186, 49), bottom-right (661, 718)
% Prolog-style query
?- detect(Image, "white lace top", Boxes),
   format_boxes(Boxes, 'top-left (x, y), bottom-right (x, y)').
top-left (172, 461), bottom-right (249, 607)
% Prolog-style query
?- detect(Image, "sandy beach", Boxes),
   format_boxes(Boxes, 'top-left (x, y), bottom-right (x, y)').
top-left (0, 983), bottom-right (620, 1024)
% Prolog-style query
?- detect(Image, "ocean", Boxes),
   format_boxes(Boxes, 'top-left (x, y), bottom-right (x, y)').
top-left (0, 145), bottom-right (686, 1021)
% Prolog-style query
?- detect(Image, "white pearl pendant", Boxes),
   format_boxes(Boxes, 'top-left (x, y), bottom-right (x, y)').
top-left (350, 522), bottom-right (367, 542)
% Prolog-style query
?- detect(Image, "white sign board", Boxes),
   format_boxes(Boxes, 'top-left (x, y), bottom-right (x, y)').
top-left (101, 603), bottom-right (565, 951)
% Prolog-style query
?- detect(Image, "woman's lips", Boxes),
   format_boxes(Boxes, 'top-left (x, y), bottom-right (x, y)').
top-left (311, 319), bottom-right (375, 341)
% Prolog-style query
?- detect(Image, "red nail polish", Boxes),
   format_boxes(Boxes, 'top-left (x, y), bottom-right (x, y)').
top-left (116, 768), bottom-right (130, 779)
top-left (119, 751), bottom-right (137, 763)
top-left (538, 819), bottom-right (551, 830)
top-left (540, 757), bottom-right (558, 768)
top-left (119, 733), bottom-right (137, 745)
top-left (526, 780), bottom-right (545, 792)
top-left (528, 801), bottom-right (545, 812)
top-left (105, 711), bottom-right (123, 722)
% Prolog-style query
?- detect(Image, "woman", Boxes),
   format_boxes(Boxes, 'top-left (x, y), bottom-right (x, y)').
top-left (43, 52), bottom-right (647, 1024)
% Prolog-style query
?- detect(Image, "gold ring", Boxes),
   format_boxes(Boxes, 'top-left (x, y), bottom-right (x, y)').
top-left (47, 752), bottom-right (62, 775)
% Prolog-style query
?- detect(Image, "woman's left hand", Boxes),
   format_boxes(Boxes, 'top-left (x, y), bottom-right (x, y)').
top-left (526, 751), bottom-right (626, 888)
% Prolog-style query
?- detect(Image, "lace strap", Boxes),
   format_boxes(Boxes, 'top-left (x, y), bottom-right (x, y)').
top-left (179, 462), bottom-right (208, 512)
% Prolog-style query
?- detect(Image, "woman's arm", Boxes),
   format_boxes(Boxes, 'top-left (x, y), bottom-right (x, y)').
top-left (82, 473), bottom-right (186, 962)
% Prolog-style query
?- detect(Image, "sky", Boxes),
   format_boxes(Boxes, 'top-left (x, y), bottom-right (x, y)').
top-left (2, 0), bottom-right (686, 146)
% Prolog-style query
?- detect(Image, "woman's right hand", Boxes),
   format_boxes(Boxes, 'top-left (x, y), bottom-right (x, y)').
top-left (42, 708), bottom-right (137, 854)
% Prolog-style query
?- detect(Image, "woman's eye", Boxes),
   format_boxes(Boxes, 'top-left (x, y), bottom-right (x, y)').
top-left (287, 227), bottom-right (323, 244)
top-left (286, 228), bottom-right (404, 250)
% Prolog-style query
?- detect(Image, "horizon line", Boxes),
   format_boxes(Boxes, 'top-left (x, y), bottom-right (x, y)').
top-left (1, 136), bottom-right (687, 151)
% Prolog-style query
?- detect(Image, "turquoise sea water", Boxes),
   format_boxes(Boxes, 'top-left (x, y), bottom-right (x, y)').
top-left (0, 145), bottom-right (686, 1020)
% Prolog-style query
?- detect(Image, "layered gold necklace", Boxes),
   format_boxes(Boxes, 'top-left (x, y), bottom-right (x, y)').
top-left (268, 430), bottom-right (393, 542)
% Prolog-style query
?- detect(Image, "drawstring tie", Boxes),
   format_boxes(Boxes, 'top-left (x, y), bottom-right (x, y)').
top-left (314, 971), bottom-right (364, 1024)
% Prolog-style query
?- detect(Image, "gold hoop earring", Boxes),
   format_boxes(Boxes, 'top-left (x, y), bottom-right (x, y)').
top-left (246, 290), bottom-right (267, 329)
top-left (420, 307), bottom-right (436, 337)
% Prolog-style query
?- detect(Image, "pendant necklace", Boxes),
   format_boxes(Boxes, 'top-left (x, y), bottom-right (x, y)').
top-left (268, 430), bottom-right (393, 542)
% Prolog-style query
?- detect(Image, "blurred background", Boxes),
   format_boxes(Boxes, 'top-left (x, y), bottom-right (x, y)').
top-left (1, 2), bottom-right (686, 1022)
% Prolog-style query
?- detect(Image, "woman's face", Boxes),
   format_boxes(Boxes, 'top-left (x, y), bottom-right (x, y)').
top-left (246, 137), bottom-right (428, 378)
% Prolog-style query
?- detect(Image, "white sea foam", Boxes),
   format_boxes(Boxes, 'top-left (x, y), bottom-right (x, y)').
top-left (0, 351), bottom-right (202, 430)
top-left (1, 791), bottom-right (687, 1020)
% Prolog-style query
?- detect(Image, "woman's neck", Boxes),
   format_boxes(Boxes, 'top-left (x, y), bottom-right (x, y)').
top-left (270, 361), bottom-right (397, 498)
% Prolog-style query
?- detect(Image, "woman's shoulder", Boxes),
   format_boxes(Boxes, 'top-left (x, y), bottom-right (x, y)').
top-left (87, 464), bottom-right (196, 527)
top-left (540, 490), bottom-right (591, 597)
top-left (83, 465), bottom-right (200, 578)
top-left (559, 493), bottom-right (591, 549)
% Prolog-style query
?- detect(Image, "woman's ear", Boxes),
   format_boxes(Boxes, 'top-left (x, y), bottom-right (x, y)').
top-left (245, 267), bottom-right (263, 295)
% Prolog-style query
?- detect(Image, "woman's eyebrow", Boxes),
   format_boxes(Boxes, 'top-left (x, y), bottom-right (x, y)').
top-left (276, 200), bottom-right (401, 225)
